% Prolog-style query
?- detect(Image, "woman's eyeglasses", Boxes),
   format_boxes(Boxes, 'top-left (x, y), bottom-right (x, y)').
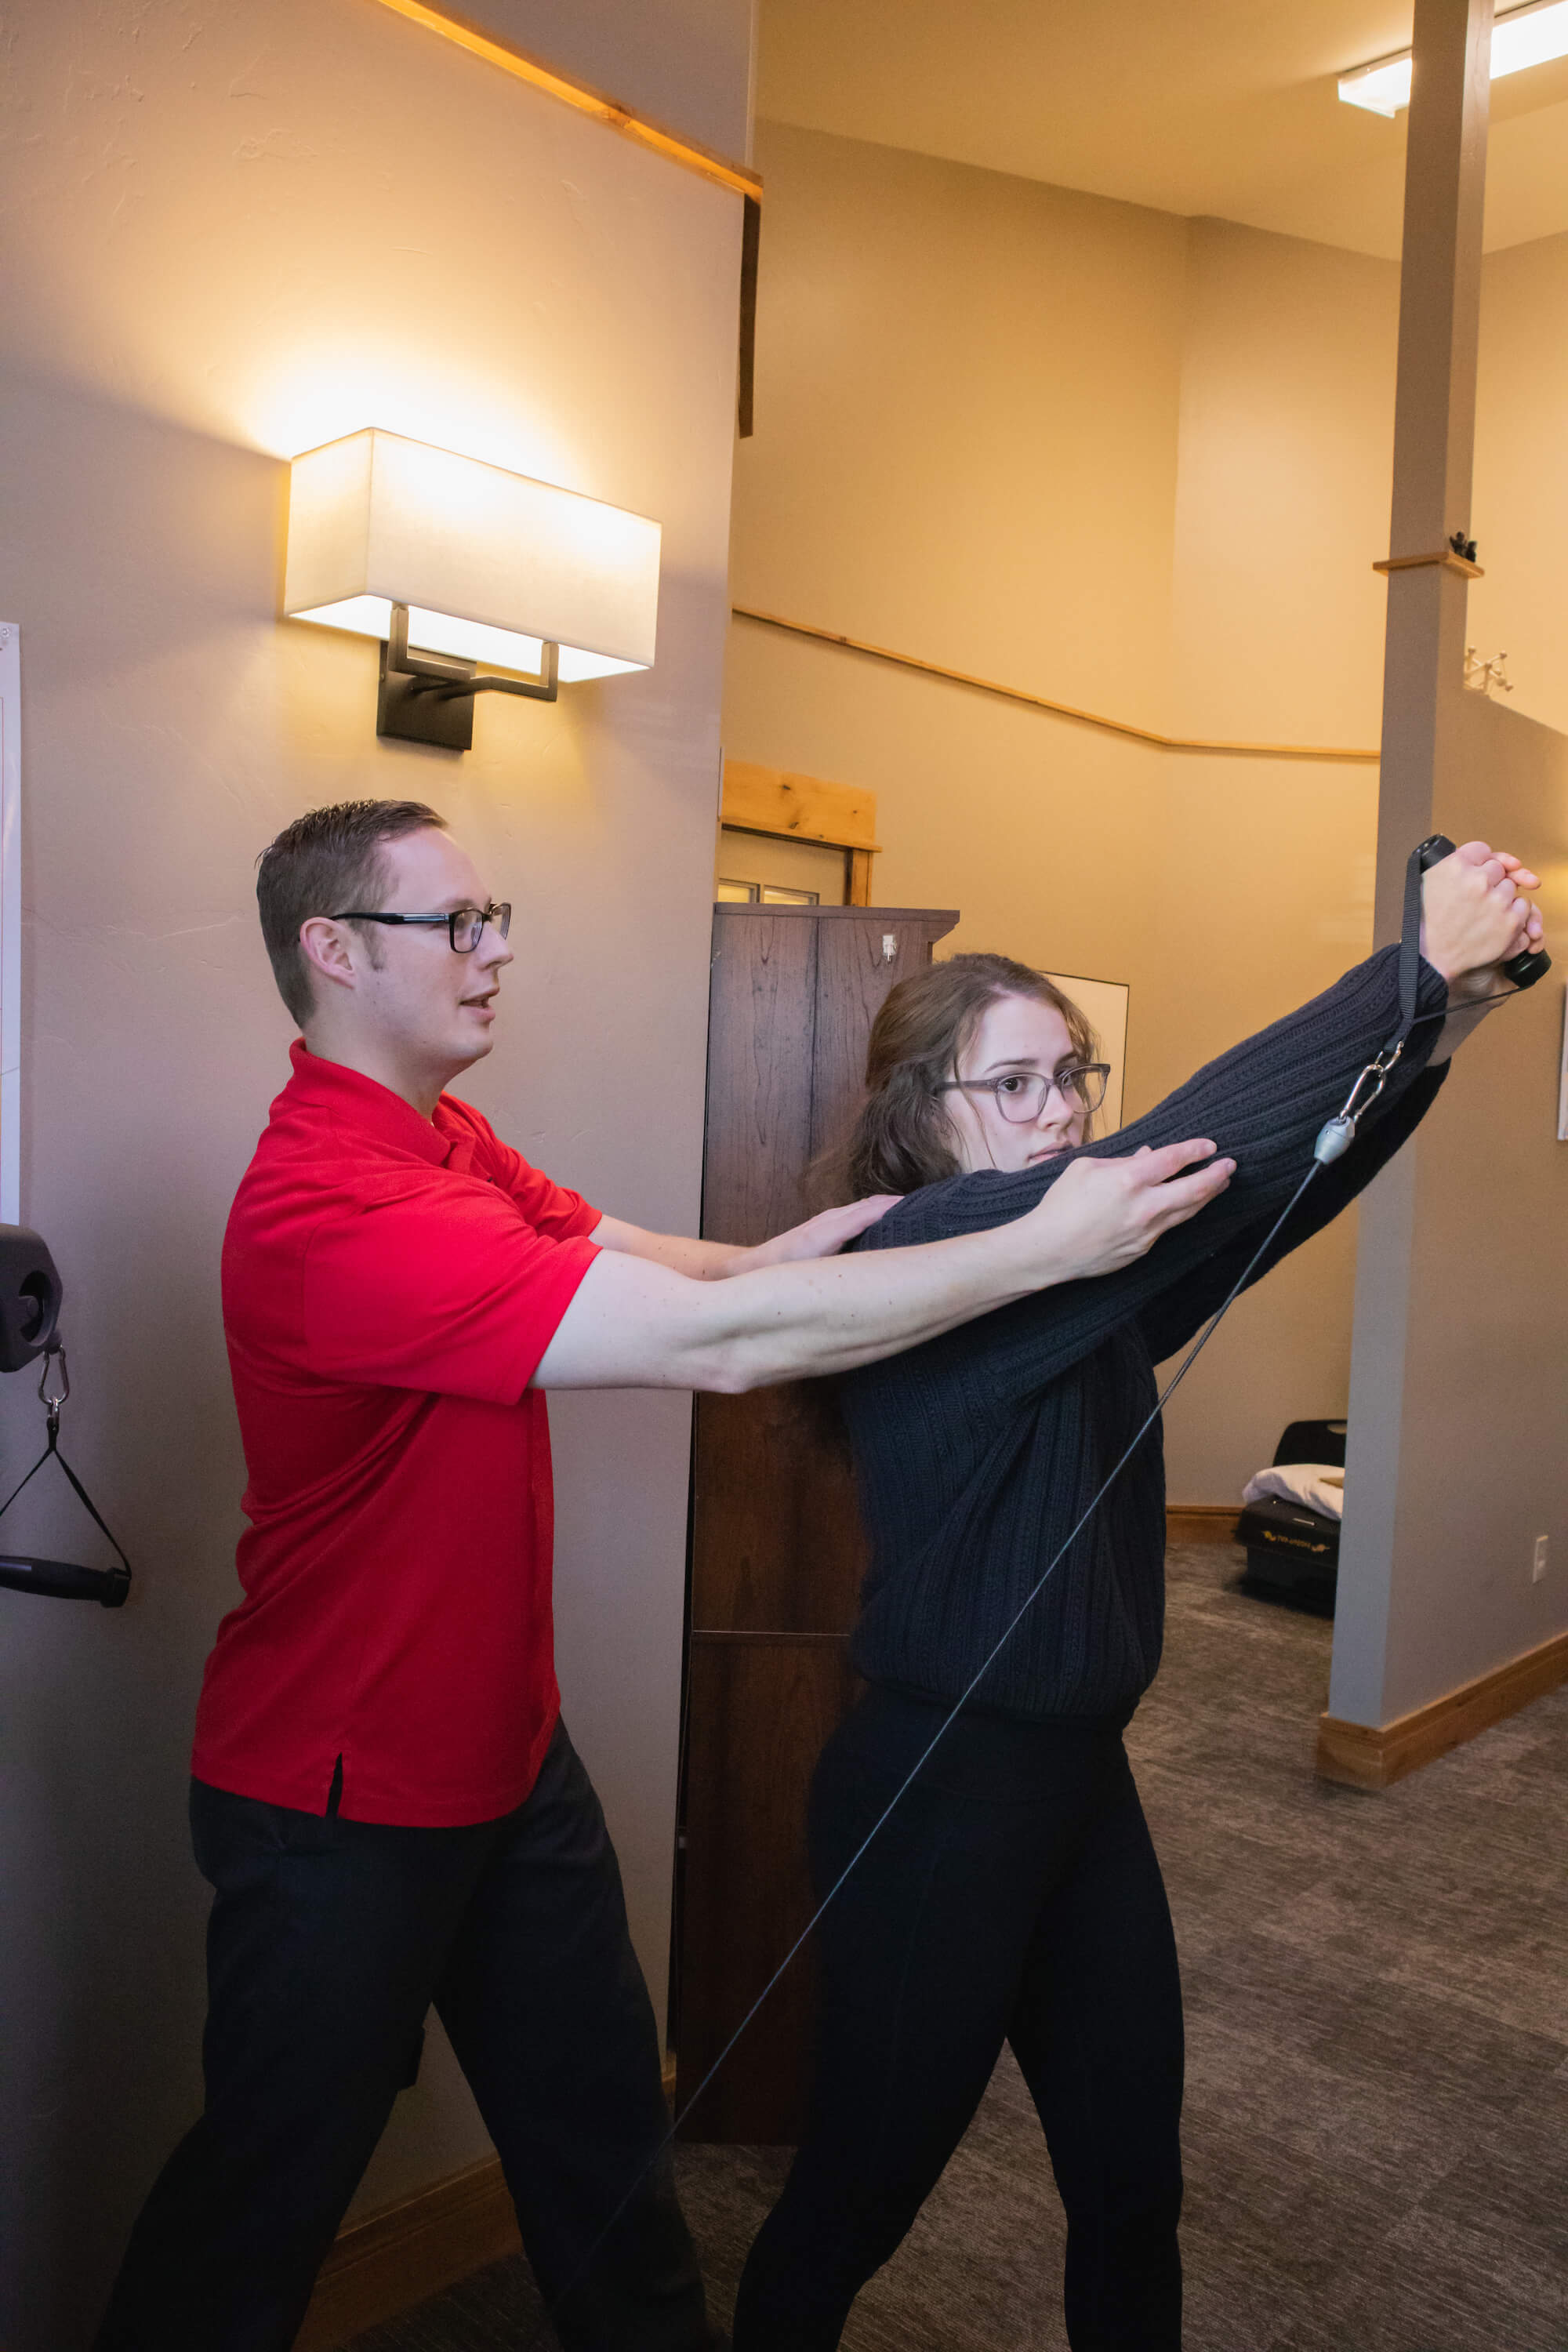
top-left (332, 902), bottom-right (512, 954)
top-left (935, 1065), bottom-right (1110, 1123)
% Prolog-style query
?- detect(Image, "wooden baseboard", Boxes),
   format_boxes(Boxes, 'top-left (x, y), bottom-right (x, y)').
top-left (1166, 1504), bottom-right (1240, 1544)
top-left (1317, 1624), bottom-right (1568, 1790)
top-left (295, 2054), bottom-right (677, 2350)
top-left (294, 2158), bottom-right (519, 2352)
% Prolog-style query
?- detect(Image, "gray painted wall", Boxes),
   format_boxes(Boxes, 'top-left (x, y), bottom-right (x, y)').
top-left (0, 2), bottom-right (750, 2343)
top-left (1331, 690), bottom-right (1568, 1726)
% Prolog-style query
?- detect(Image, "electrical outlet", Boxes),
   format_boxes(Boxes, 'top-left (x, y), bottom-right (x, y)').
top-left (1532, 1534), bottom-right (1549, 1584)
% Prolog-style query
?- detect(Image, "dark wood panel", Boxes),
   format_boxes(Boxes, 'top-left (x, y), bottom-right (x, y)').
top-left (691, 1386), bottom-right (865, 1635)
top-left (675, 1635), bottom-right (860, 2145)
top-left (810, 914), bottom-right (958, 1159)
top-left (677, 902), bottom-right (960, 2147)
top-left (702, 912), bottom-right (816, 1246)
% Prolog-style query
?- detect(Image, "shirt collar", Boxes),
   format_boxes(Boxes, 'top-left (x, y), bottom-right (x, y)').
top-left (284, 1039), bottom-right (457, 1167)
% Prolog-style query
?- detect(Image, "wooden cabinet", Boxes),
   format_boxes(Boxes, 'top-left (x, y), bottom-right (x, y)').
top-left (674, 903), bottom-right (957, 2144)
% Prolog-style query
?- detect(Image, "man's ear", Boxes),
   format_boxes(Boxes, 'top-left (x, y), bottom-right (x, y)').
top-left (299, 916), bottom-right (361, 995)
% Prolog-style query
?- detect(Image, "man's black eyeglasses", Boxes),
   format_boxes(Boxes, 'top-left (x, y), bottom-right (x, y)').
top-left (332, 902), bottom-right (512, 954)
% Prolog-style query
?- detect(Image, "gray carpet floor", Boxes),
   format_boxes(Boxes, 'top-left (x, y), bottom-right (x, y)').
top-left (349, 1544), bottom-right (1568, 2352)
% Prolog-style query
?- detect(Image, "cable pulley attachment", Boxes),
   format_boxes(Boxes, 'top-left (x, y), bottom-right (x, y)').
top-left (1314, 833), bottom-right (1548, 1170)
top-left (0, 1338), bottom-right (132, 1607)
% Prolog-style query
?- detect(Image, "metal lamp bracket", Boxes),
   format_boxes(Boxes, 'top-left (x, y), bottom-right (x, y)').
top-left (377, 602), bottom-right (559, 749)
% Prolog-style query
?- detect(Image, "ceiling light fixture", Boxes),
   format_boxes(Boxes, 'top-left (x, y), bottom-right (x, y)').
top-left (1338, 0), bottom-right (1568, 114)
top-left (282, 430), bottom-right (661, 749)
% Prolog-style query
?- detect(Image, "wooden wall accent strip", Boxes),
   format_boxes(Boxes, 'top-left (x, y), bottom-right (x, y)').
top-left (295, 2158), bottom-right (518, 2352)
top-left (731, 608), bottom-right (1381, 764)
top-left (1316, 1624), bottom-right (1568, 1791)
top-left (738, 195), bottom-right (761, 437)
top-left (365, 0), bottom-right (763, 201)
top-left (720, 759), bottom-right (880, 851)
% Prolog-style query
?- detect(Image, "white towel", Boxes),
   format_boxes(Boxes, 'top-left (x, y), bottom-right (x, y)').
top-left (1240, 1463), bottom-right (1345, 1521)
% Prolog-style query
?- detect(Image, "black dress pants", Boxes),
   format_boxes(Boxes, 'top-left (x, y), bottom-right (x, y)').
top-left (732, 1686), bottom-right (1184, 2352)
top-left (95, 1720), bottom-right (713, 2352)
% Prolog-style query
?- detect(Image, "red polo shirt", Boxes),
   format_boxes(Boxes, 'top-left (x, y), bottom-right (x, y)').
top-left (192, 1042), bottom-right (601, 1826)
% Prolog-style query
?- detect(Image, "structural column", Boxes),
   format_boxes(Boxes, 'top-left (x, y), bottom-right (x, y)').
top-left (1371, 0), bottom-right (1494, 898)
top-left (1326, 0), bottom-right (1494, 1743)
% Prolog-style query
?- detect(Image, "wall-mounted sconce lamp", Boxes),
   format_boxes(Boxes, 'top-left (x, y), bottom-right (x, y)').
top-left (282, 430), bottom-right (661, 750)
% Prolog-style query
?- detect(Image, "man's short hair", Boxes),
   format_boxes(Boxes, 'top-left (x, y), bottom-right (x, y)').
top-left (256, 800), bottom-right (448, 1026)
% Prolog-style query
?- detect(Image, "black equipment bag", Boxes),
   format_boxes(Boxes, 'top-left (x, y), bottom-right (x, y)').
top-left (1236, 1417), bottom-right (1345, 1602)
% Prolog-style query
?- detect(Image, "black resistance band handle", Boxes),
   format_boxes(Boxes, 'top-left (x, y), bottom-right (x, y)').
top-left (1417, 833), bottom-right (1552, 990)
top-left (0, 1552), bottom-right (130, 1606)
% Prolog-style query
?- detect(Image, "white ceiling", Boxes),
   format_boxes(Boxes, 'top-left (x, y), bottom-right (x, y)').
top-left (756, 0), bottom-right (1568, 256)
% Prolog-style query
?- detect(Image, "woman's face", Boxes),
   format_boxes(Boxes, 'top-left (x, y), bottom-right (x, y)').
top-left (939, 992), bottom-right (1088, 1175)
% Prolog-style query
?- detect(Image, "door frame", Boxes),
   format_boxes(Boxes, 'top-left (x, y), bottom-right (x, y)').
top-left (719, 759), bottom-right (881, 906)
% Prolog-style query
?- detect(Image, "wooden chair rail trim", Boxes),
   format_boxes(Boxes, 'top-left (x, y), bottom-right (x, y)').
top-left (1316, 1624), bottom-right (1568, 1791)
top-left (731, 608), bottom-right (1381, 764)
top-left (364, 0), bottom-right (762, 201)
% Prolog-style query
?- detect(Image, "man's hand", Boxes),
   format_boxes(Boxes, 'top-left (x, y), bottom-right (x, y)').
top-left (740, 1197), bottom-right (902, 1271)
top-left (1023, 1141), bottom-right (1235, 1279)
top-left (1421, 840), bottom-right (1544, 987)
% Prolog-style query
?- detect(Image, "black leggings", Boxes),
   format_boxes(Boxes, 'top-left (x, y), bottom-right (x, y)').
top-left (732, 1686), bottom-right (1184, 2352)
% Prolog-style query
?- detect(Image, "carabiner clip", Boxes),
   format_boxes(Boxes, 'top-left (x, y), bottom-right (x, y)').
top-left (1315, 1039), bottom-right (1405, 1167)
top-left (38, 1338), bottom-right (68, 1436)
top-left (1340, 1038), bottom-right (1403, 1129)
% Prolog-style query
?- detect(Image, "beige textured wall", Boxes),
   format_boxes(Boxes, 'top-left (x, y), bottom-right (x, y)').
top-left (1472, 227), bottom-right (1568, 739)
top-left (0, 3), bottom-right (749, 2343)
top-left (1170, 220), bottom-right (1397, 749)
top-left (1332, 691), bottom-right (1568, 1725)
top-left (729, 125), bottom-right (1188, 733)
top-left (726, 129), bottom-right (1401, 1499)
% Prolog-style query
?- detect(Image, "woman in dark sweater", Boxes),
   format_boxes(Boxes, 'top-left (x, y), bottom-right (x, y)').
top-left (731, 841), bottom-right (1544, 2352)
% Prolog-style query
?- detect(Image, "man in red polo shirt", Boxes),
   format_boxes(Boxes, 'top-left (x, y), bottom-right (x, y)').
top-left (95, 800), bottom-right (1233, 2352)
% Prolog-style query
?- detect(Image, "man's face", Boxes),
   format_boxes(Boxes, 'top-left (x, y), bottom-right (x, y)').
top-left (336, 827), bottom-right (514, 1084)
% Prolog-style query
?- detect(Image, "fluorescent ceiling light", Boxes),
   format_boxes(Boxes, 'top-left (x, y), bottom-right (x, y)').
top-left (1339, 0), bottom-right (1568, 114)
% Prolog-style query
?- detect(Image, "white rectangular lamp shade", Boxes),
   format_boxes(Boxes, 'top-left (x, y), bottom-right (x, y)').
top-left (1340, 0), bottom-right (1568, 113)
top-left (282, 430), bottom-right (660, 684)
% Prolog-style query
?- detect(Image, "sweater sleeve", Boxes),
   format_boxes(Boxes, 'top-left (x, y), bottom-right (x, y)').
top-left (854, 945), bottom-right (1449, 1404)
top-left (1134, 1063), bottom-right (1447, 1363)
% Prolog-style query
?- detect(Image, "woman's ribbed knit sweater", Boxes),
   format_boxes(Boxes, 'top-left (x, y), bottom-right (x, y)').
top-left (839, 945), bottom-right (1450, 1721)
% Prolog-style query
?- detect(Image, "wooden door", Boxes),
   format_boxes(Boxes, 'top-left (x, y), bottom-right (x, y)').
top-left (675, 903), bottom-right (958, 2143)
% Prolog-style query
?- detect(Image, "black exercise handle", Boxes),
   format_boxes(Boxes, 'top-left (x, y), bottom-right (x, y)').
top-left (0, 1552), bottom-right (130, 1606)
top-left (1416, 833), bottom-right (1552, 990)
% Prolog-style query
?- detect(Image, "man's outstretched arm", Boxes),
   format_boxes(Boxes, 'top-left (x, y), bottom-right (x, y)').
top-left (588, 1197), bottom-right (900, 1282)
top-left (534, 1140), bottom-right (1235, 1392)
